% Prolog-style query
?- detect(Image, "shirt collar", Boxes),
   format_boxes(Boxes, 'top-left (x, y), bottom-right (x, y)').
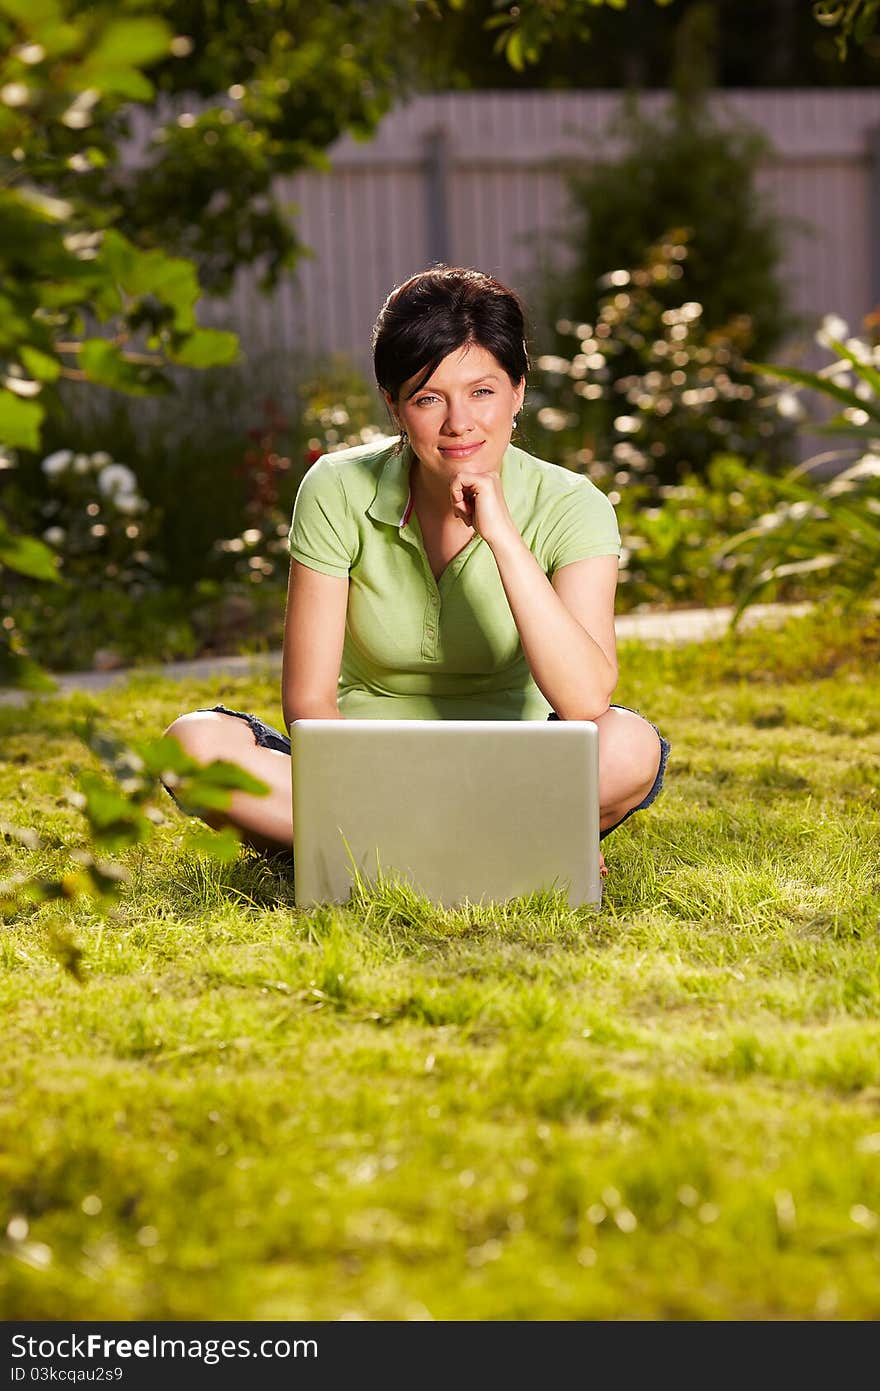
top-left (366, 441), bottom-right (414, 527)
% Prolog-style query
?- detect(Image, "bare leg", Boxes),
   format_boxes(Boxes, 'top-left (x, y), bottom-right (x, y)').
top-left (587, 707), bottom-right (664, 875)
top-left (594, 706), bottom-right (663, 835)
top-left (161, 711), bottom-right (293, 856)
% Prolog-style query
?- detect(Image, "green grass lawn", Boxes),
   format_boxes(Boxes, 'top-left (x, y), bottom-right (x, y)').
top-left (1, 607), bottom-right (879, 1321)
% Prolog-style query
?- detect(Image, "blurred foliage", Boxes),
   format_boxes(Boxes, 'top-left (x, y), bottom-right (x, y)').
top-left (537, 95), bottom-right (803, 375)
top-left (210, 356), bottom-right (388, 589)
top-left (74, 0), bottom-right (422, 294)
top-left (0, 718), bottom-right (267, 928)
top-left (610, 454), bottom-right (829, 611)
top-left (526, 233), bottom-right (796, 488)
top-left (725, 312), bottom-right (880, 620)
top-left (0, 0), bottom-right (237, 684)
top-left (460, 0), bottom-right (880, 81)
top-left (811, 0), bottom-right (879, 60)
top-left (4, 354), bottom-right (390, 670)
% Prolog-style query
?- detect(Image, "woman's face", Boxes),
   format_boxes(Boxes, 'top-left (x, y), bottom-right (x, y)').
top-left (387, 342), bottom-right (525, 480)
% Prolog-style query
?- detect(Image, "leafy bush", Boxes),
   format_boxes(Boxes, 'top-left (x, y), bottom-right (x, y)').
top-left (723, 313), bottom-right (880, 618)
top-left (611, 454), bottom-right (791, 612)
top-left (542, 94), bottom-right (802, 367)
top-left (524, 233), bottom-right (797, 488)
top-left (209, 355), bottom-right (387, 589)
top-left (4, 355), bottom-right (387, 668)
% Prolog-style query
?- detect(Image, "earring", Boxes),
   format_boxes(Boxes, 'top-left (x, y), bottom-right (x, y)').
top-left (512, 414), bottom-right (519, 429)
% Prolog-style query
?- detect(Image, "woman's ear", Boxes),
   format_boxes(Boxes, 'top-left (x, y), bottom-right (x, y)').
top-left (382, 389), bottom-right (401, 430)
top-left (513, 377), bottom-right (526, 414)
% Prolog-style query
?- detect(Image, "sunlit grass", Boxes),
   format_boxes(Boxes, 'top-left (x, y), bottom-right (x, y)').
top-left (1, 606), bottom-right (878, 1320)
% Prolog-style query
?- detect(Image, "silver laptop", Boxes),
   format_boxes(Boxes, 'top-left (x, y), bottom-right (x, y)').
top-left (290, 719), bottom-right (602, 910)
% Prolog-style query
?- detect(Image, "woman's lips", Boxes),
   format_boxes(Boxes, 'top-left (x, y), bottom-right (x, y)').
top-left (438, 441), bottom-right (484, 458)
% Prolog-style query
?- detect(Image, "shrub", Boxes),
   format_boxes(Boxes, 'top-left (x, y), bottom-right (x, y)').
top-left (543, 94), bottom-right (802, 365)
top-left (209, 355), bottom-right (386, 589)
top-left (723, 312), bottom-right (880, 618)
top-left (3, 355), bottom-right (387, 668)
top-left (523, 233), bottom-right (797, 488)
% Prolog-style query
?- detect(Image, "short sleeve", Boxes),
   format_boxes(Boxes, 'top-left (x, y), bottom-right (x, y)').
top-left (288, 458), bottom-right (355, 578)
top-left (544, 477), bottom-right (621, 574)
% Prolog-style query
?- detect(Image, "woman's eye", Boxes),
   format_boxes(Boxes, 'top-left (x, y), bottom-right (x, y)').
top-left (474, 387), bottom-right (494, 397)
top-left (414, 395), bottom-right (438, 407)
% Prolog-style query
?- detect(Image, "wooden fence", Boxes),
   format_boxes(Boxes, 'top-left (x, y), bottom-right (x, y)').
top-left (176, 88), bottom-right (880, 380)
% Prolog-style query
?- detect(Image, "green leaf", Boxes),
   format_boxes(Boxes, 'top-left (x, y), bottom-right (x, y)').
top-left (745, 359), bottom-right (880, 423)
top-left (0, 0), bottom-right (61, 24)
top-left (824, 335), bottom-right (880, 400)
top-left (76, 770), bottom-right (154, 849)
top-left (183, 826), bottom-right (244, 863)
top-left (0, 388), bottom-right (44, 449)
top-left (810, 420), bottom-right (880, 441)
top-left (84, 17), bottom-right (172, 70)
top-left (136, 734), bottom-right (204, 779)
top-left (506, 27), bottom-right (526, 71)
top-left (0, 519), bottom-right (59, 580)
top-left (0, 647), bottom-right (57, 691)
top-left (169, 329), bottom-right (239, 369)
top-left (19, 345), bottom-right (61, 382)
top-left (100, 231), bottom-right (200, 329)
top-left (189, 760), bottom-right (270, 797)
top-left (854, 0), bottom-right (880, 42)
top-left (80, 338), bottom-right (170, 396)
top-left (97, 228), bottom-right (138, 284)
top-left (74, 67), bottom-right (155, 102)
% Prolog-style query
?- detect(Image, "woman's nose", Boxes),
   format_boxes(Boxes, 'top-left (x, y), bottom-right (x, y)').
top-left (442, 399), bottom-right (474, 435)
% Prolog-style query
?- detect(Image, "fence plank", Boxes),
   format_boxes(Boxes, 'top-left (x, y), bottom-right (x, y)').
top-left (128, 90), bottom-right (880, 378)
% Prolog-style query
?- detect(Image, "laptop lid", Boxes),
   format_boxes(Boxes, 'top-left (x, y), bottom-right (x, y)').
top-left (290, 719), bottom-right (601, 910)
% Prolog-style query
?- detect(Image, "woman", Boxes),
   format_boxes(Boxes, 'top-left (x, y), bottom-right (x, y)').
top-left (162, 266), bottom-right (669, 872)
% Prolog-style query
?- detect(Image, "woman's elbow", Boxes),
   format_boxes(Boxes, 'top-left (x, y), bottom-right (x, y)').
top-left (556, 663), bottom-right (618, 722)
top-left (283, 687), bottom-right (341, 729)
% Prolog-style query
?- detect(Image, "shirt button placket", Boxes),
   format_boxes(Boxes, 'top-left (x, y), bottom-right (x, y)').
top-left (422, 591), bottom-right (440, 660)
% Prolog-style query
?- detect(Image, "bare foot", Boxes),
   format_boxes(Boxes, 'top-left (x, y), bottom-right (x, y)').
top-left (599, 850), bottom-right (608, 879)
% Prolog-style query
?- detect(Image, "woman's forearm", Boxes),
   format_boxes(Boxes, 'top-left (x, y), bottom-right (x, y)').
top-left (488, 529), bottom-right (617, 720)
top-left (283, 700), bottom-right (343, 732)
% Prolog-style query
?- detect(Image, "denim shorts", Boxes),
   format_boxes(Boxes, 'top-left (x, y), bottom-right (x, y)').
top-left (191, 702), bottom-right (670, 841)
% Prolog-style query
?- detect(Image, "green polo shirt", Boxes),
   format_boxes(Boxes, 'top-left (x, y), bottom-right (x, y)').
top-left (287, 435), bottom-right (620, 721)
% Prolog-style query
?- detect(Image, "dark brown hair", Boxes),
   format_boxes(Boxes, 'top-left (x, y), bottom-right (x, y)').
top-left (371, 264), bottom-right (530, 403)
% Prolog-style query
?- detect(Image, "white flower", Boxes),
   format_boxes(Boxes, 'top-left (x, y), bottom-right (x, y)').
top-left (113, 492), bottom-right (144, 514)
top-left (72, 453), bottom-right (92, 474)
top-left (842, 453), bottom-right (880, 481)
top-left (816, 313), bottom-right (849, 347)
top-left (91, 451), bottom-right (112, 466)
top-left (776, 390), bottom-right (805, 420)
top-left (41, 449), bottom-right (73, 476)
top-left (844, 337), bottom-right (872, 364)
top-left (42, 526), bottom-right (66, 546)
top-left (97, 463), bottom-right (138, 497)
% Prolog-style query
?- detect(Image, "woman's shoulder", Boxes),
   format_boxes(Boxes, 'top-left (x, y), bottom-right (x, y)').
top-left (508, 444), bottom-right (612, 505)
top-left (309, 435), bottom-right (399, 480)
top-left (294, 435), bottom-right (400, 513)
